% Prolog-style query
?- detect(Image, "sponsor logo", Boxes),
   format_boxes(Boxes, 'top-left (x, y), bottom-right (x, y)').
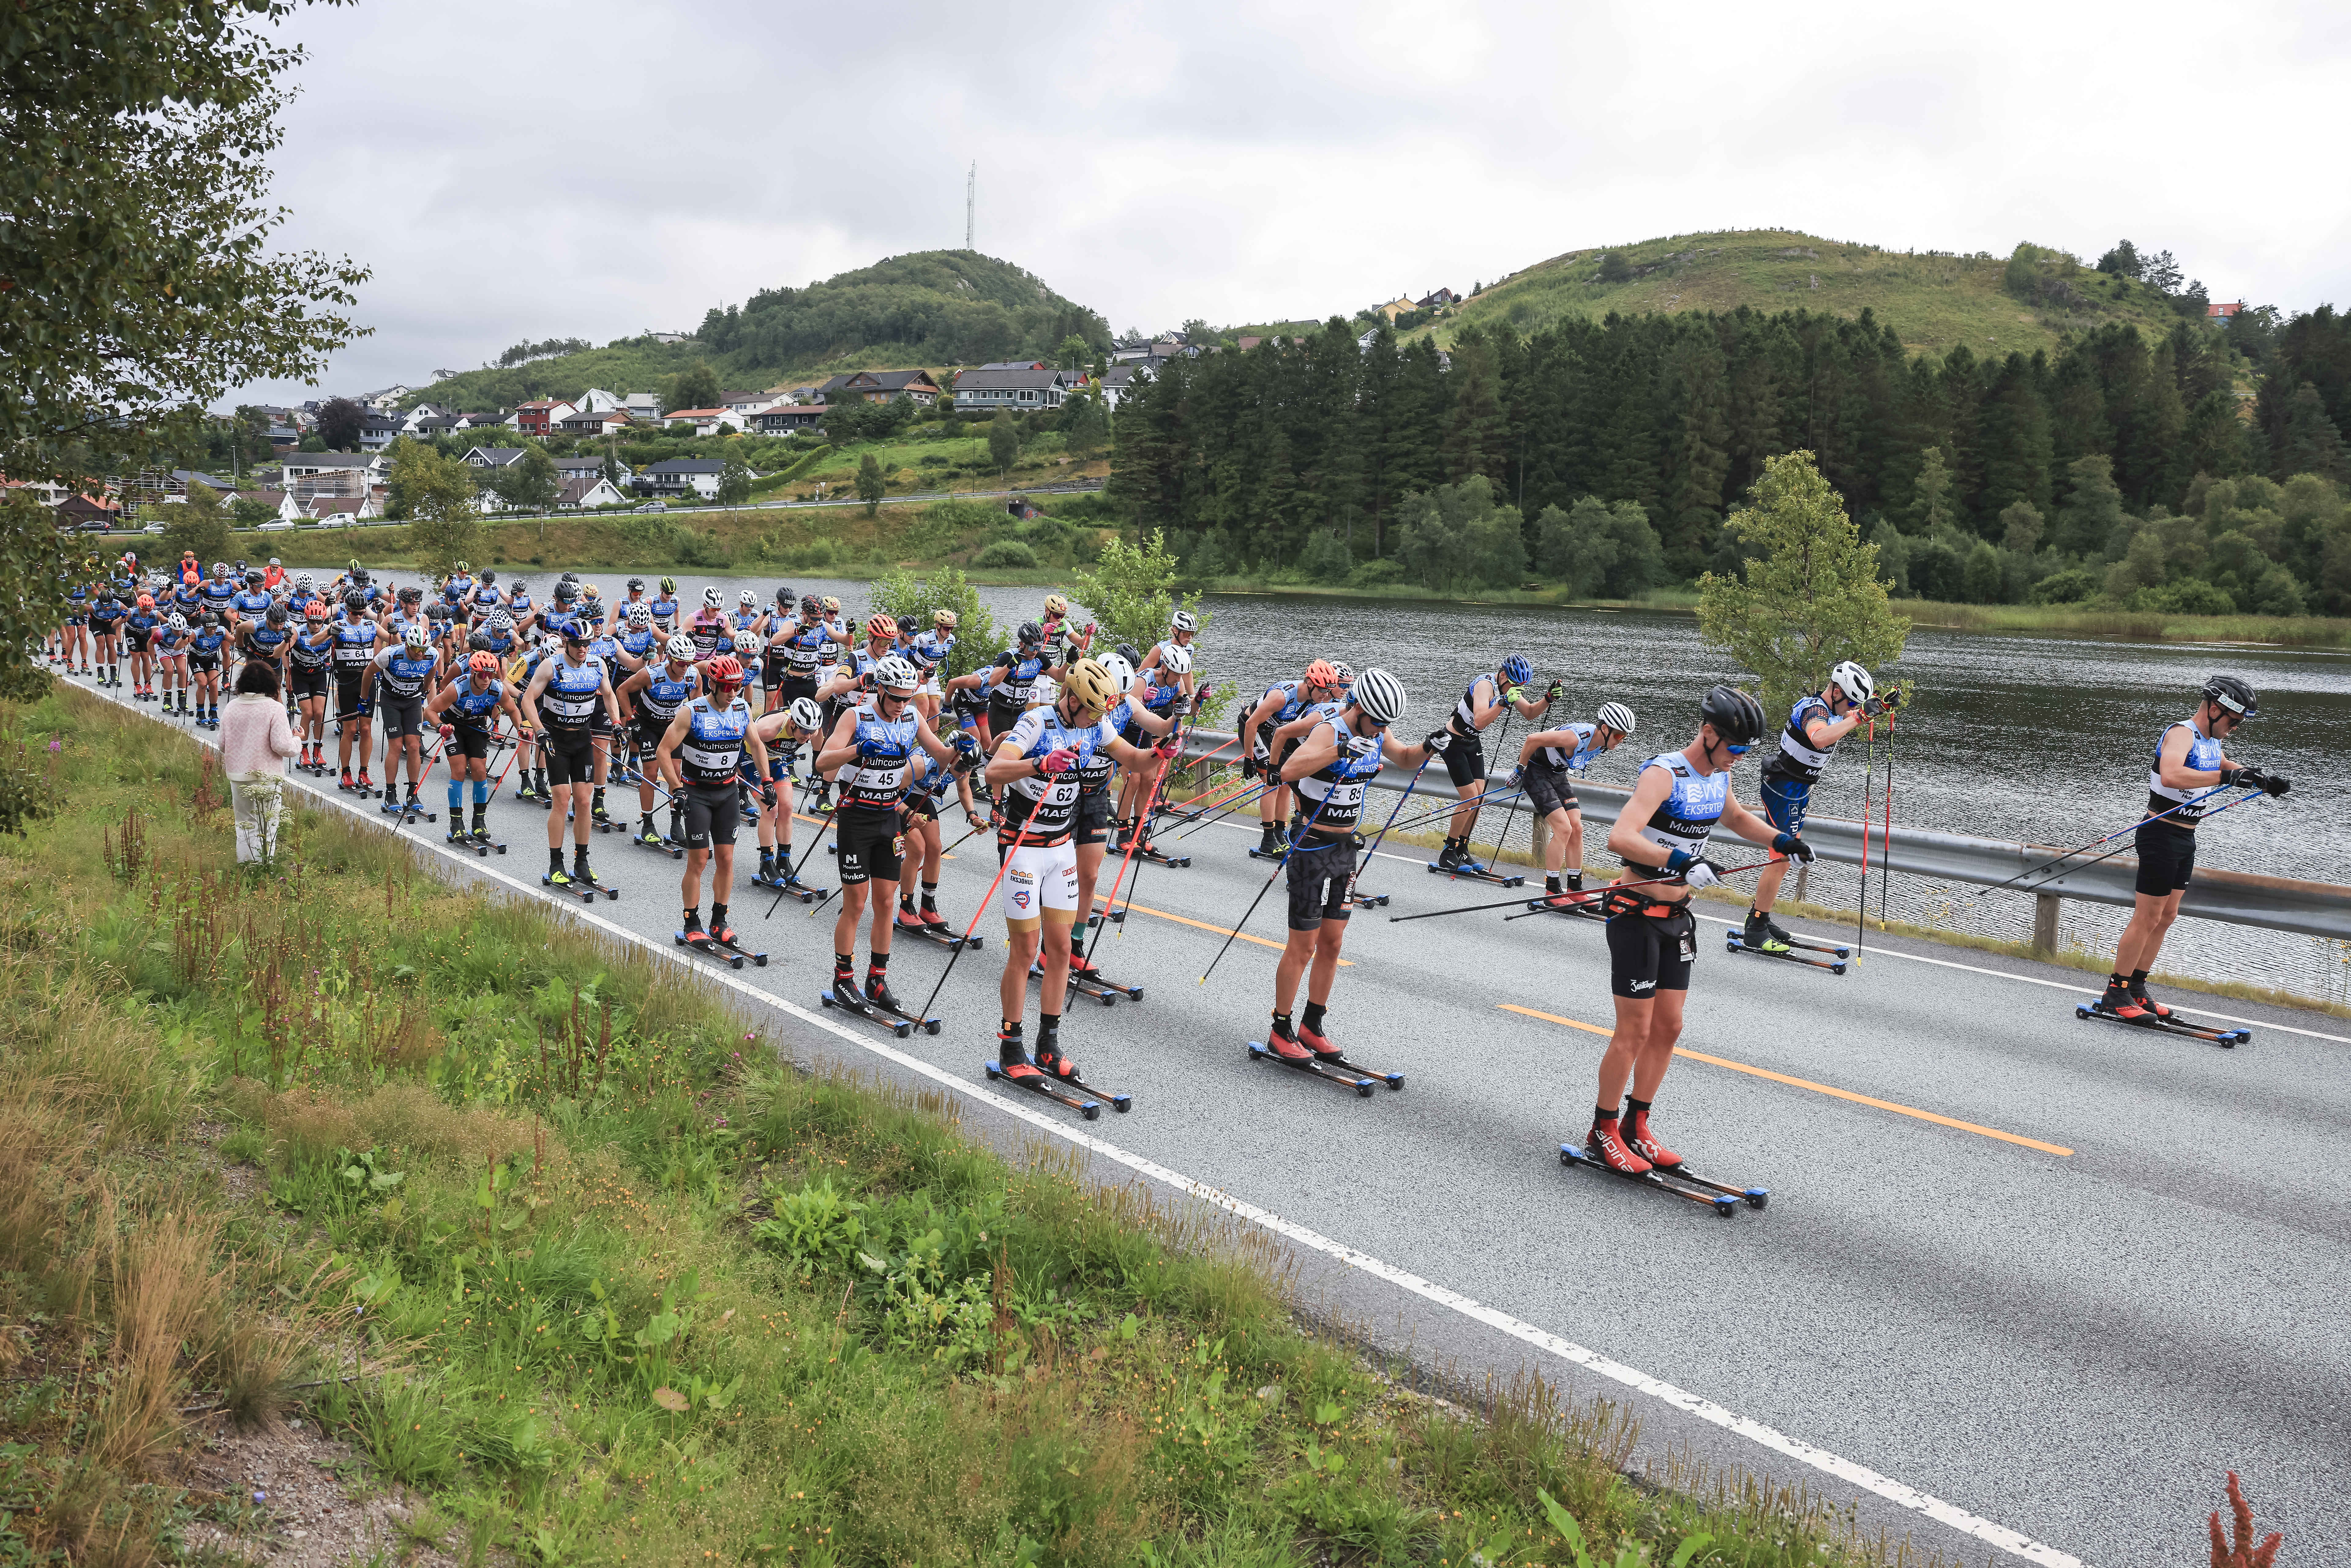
top-left (1012, 890), bottom-right (1031, 910)
top-left (1008, 868), bottom-right (1034, 883)
top-left (1629, 978), bottom-right (1656, 993)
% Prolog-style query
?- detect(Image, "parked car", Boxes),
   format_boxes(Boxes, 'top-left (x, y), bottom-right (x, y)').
top-left (142, 522), bottom-right (167, 534)
top-left (634, 501), bottom-right (667, 512)
top-left (256, 519), bottom-right (296, 531)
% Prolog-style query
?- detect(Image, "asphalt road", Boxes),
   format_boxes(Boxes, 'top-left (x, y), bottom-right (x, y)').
top-left (89, 676), bottom-right (2351, 1568)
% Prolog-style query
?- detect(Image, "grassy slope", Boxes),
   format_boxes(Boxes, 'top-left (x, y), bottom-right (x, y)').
top-left (1427, 229), bottom-right (2192, 355)
top-left (0, 684), bottom-right (1918, 1567)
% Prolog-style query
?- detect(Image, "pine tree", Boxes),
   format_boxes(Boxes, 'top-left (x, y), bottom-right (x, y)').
top-left (1909, 446), bottom-right (1958, 535)
top-left (2278, 382), bottom-right (2348, 482)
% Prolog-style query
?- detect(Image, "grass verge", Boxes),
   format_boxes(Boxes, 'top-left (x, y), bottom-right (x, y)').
top-left (0, 681), bottom-right (1952, 1565)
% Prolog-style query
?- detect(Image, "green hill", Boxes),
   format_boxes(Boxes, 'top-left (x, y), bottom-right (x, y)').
top-left (1422, 228), bottom-right (2201, 356)
top-left (412, 250), bottom-right (1108, 411)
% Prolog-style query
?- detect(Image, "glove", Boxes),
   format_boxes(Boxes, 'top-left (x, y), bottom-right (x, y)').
top-left (355, 697), bottom-right (372, 716)
top-left (1882, 687), bottom-right (1903, 709)
top-left (759, 782), bottom-right (777, 808)
top-left (1544, 680), bottom-right (1562, 703)
top-left (1039, 746), bottom-right (1078, 776)
top-left (1241, 755), bottom-right (1258, 780)
top-left (1194, 682), bottom-right (1215, 711)
top-left (2219, 766), bottom-right (2246, 788)
top-left (952, 748), bottom-right (981, 775)
top-left (1772, 831), bottom-right (1815, 862)
top-left (967, 805), bottom-right (988, 827)
top-left (1507, 764), bottom-right (1524, 788)
top-left (1137, 682), bottom-right (1160, 705)
top-left (1863, 697), bottom-right (1886, 718)
top-left (1422, 730), bottom-right (1452, 754)
top-left (1682, 857), bottom-right (1727, 890)
top-left (1154, 736), bottom-right (1181, 759)
top-left (2238, 767), bottom-right (2290, 797)
top-left (951, 730), bottom-right (979, 757)
top-left (437, 722), bottom-right (455, 744)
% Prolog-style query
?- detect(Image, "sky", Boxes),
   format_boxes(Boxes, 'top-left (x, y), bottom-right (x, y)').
top-left (235, 0), bottom-right (2351, 404)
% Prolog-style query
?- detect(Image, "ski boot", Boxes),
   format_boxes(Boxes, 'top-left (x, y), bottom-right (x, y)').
top-left (589, 791), bottom-right (613, 829)
top-left (1034, 1025), bottom-right (1079, 1082)
top-left (1256, 821), bottom-right (1286, 857)
top-left (356, 769), bottom-right (373, 796)
top-left (1435, 838), bottom-right (1467, 872)
top-left (2126, 973), bottom-right (2173, 1021)
top-left (545, 853), bottom-right (576, 889)
top-left (469, 806), bottom-right (494, 845)
top-left (1586, 1117), bottom-right (1652, 1175)
top-left (338, 768), bottom-right (356, 793)
top-left (862, 963), bottom-right (902, 1016)
top-left (917, 897), bottom-right (950, 930)
top-left (1740, 909), bottom-right (1792, 953)
top-left (709, 906), bottom-right (740, 948)
top-left (1624, 1105), bottom-right (1681, 1171)
top-left (633, 817), bottom-right (668, 850)
top-left (1295, 1017), bottom-right (1347, 1064)
top-left (2095, 976), bottom-right (2158, 1025)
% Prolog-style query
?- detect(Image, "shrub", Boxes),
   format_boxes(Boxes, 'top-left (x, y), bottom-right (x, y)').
top-left (1346, 558), bottom-right (1407, 589)
top-left (2027, 565), bottom-right (2102, 605)
top-left (1297, 531), bottom-right (1354, 584)
top-left (974, 539), bottom-right (1038, 569)
top-left (2132, 578), bottom-right (2237, 614)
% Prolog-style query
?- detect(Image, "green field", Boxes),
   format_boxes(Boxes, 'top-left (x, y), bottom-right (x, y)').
top-left (1422, 229), bottom-right (2196, 357)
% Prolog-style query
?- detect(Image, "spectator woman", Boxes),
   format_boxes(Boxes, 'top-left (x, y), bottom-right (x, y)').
top-left (220, 659), bottom-right (300, 863)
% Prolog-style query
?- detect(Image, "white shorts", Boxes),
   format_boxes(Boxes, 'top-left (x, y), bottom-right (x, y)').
top-left (996, 838), bottom-right (1080, 928)
top-left (917, 677), bottom-right (943, 699)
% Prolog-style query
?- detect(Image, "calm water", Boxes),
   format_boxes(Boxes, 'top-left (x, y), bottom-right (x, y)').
top-left (560, 570), bottom-right (2351, 1003)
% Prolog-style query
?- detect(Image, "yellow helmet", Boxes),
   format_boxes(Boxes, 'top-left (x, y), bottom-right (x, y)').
top-left (1059, 657), bottom-right (1119, 717)
top-left (822, 595), bottom-right (841, 614)
top-left (1043, 593), bottom-right (1068, 618)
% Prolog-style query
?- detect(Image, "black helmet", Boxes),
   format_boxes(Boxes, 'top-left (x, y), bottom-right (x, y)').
top-left (352, 567), bottom-right (371, 584)
top-left (398, 584), bottom-right (422, 602)
top-left (774, 584), bottom-right (794, 606)
top-left (343, 590), bottom-right (367, 614)
top-left (468, 630), bottom-right (493, 652)
top-left (245, 569), bottom-right (262, 586)
top-left (1698, 684), bottom-right (1766, 746)
top-left (553, 581), bottom-right (578, 602)
top-left (560, 571), bottom-right (580, 585)
top-left (479, 568), bottom-right (495, 584)
top-left (800, 593), bottom-right (821, 617)
top-left (2202, 675), bottom-right (2258, 719)
top-left (265, 605), bottom-right (287, 625)
top-left (426, 602), bottom-right (448, 621)
top-left (627, 576), bottom-right (645, 592)
top-left (198, 611), bottom-right (219, 629)
top-left (1017, 620), bottom-right (1043, 647)
top-left (1115, 641), bottom-right (1142, 669)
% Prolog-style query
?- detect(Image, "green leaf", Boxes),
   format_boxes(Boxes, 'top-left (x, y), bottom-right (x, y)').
top-left (650, 1386), bottom-right (688, 1413)
top-left (1669, 1532), bottom-right (1715, 1568)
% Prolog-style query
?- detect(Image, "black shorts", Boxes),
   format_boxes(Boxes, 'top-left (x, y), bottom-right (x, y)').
top-left (1606, 902), bottom-right (1696, 998)
top-left (335, 673), bottom-right (367, 719)
top-left (290, 668), bottom-right (330, 700)
top-left (379, 696), bottom-right (426, 739)
top-left (681, 783), bottom-right (741, 849)
top-left (1285, 833), bottom-right (1356, 931)
top-left (1075, 789), bottom-right (1114, 846)
top-left (450, 721), bottom-right (496, 761)
top-left (834, 808), bottom-right (902, 886)
top-left (189, 655), bottom-right (221, 676)
top-left (634, 721), bottom-right (671, 761)
top-left (987, 700), bottom-right (1024, 737)
top-left (780, 674), bottom-right (818, 705)
top-left (2135, 820), bottom-right (2198, 896)
top-left (541, 727), bottom-right (598, 787)
top-left (1524, 759), bottom-right (1578, 819)
top-left (1443, 730), bottom-right (1487, 790)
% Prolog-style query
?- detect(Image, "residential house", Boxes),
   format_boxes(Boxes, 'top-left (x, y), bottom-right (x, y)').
top-left (1416, 287), bottom-right (1460, 309)
top-left (515, 399), bottom-right (576, 438)
top-left (462, 448), bottom-right (528, 470)
top-left (1110, 339), bottom-right (1191, 365)
top-left (354, 385), bottom-right (411, 410)
top-left (304, 493), bottom-right (381, 524)
top-left (951, 365), bottom-right (1077, 412)
top-left (454, 411), bottom-right (508, 429)
top-left (356, 411), bottom-right (402, 450)
top-left (659, 407), bottom-right (744, 436)
top-left (169, 469), bottom-right (235, 495)
top-left (814, 369), bottom-right (941, 406)
top-left (1377, 297), bottom-right (1415, 322)
top-left (280, 452), bottom-right (383, 489)
top-left (1095, 365), bottom-right (1145, 412)
top-left (557, 407), bottom-right (633, 438)
top-left (241, 488), bottom-right (299, 522)
top-left (720, 389), bottom-right (784, 418)
top-left (400, 401), bottom-right (456, 430)
top-left (556, 476), bottom-right (630, 510)
top-left (621, 392), bottom-right (664, 423)
top-left (574, 388), bottom-right (626, 414)
top-left (55, 493), bottom-right (124, 530)
top-left (749, 404), bottom-right (827, 436)
top-left (552, 456), bottom-right (608, 484)
top-left (409, 415), bottom-right (459, 439)
top-left (2207, 300), bottom-right (2249, 321)
top-left (1356, 327), bottom-right (1383, 352)
top-left (266, 425), bottom-right (300, 454)
top-left (641, 458), bottom-right (726, 500)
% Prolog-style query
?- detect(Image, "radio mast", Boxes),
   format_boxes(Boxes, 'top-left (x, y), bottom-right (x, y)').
top-left (965, 162), bottom-right (975, 249)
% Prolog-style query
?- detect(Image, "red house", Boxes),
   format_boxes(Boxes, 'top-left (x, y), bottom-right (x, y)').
top-left (516, 399), bottom-right (576, 437)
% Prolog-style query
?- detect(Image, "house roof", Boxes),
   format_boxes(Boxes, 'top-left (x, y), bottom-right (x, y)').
top-left (646, 459), bottom-right (726, 475)
top-left (816, 369), bottom-right (938, 394)
top-left (955, 366), bottom-right (1063, 393)
top-left (753, 403), bottom-right (825, 420)
top-left (977, 360), bottom-right (1048, 371)
top-left (172, 469), bottom-right (232, 490)
top-left (552, 456), bottom-right (605, 473)
top-left (465, 448), bottom-right (527, 467)
top-left (560, 408), bottom-right (629, 424)
top-left (285, 452), bottom-right (375, 469)
top-left (557, 477), bottom-right (617, 506)
top-left (663, 408), bottom-right (727, 420)
top-left (309, 497), bottom-right (368, 516)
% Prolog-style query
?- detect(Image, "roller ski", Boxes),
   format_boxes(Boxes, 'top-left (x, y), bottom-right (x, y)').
top-left (818, 974), bottom-right (917, 1039)
top-left (628, 816), bottom-right (684, 860)
top-left (846, 963), bottom-right (940, 1035)
top-left (1723, 915), bottom-right (1847, 973)
top-left (542, 853), bottom-right (619, 902)
top-left (510, 771), bottom-right (544, 805)
top-left (2075, 981), bottom-right (2247, 1047)
top-left (895, 907), bottom-right (980, 951)
top-left (1119, 823), bottom-right (1190, 869)
top-left (588, 792), bottom-right (620, 834)
top-left (1246, 1022), bottom-right (1403, 1096)
top-left (984, 1032), bottom-right (1126, 1116)
top-left (704, 911), bottom-right (767, 967)
top-left (447, 810), bottom-right (506, 856)
top-left (1246, 823), bottom-right (1289, 863)
top-left (1523, 884), bottom-right (1606, 921)
top-left (1428, 838), bottom-right (1523, 888)
top-left (751, 855), bottom-right (824, 903)
top-left (381, 790), bottom-right (436, 825)
top-left (1029, 954), bottom-right (1140, 1006)
top-left (1558, 1116), bottom-right (1754, 1217)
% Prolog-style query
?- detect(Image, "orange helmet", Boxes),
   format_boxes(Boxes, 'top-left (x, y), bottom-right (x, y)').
top-left (865, 613), bottom-right (897, 641)
top-left (136, 593), bottom-right (155, 609)
top-left (304, 602), bottom-right (328, 620)
top-left (1303, 658), bottom-right (1339, 689)
top-left (704, 654), bottom-right (744, 687)
top-left (467, 650), bottom-right (499, 675)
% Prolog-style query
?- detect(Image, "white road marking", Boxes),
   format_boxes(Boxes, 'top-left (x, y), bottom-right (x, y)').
top-left (101, 683), bottom-right (2083, 1566)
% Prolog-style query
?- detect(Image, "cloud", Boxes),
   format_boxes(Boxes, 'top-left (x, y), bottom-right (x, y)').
top-left (234, 0), bottom-right (2351, 402)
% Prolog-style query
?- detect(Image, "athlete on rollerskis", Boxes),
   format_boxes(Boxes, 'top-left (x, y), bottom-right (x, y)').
top-left (2098, 675), bottom-right (2289, 1022)
top-left (424, 651), bottom-right (528, 843)
top-left (1264, 668), bottom-right (1449, 1063)
top-left (984, 658), bottom-right (1174, 1088)
top-left (1511, 701), bottom-right (1637, 909)
top-left (1435, 654), bottom-right (1557, 873)
top-left (1586, 685), bottom-right (1802, 1175)
top-left (654, 654), bottom-right (771, 951)
top-left (1744, 661), bottom-right (1890, 952)
top-left (1242, 660), bottom-right (1344, 858)
top-left (522, 625), bottom-right (625, 892)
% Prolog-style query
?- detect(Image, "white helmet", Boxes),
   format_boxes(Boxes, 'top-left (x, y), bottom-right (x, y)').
top-left (1169, 609), bottom-right (1197, 634)
top-left (1329, 660), bottom-right (1355, 688)
top-left (539, 634), bottom-right (563, 655)
top-left (875, 654), bottom-right (920, 693)
top-left (733, 630), bottom-right (761, 655)
top-left (627, 602), bottom-right (652, 626)
top-left (403, 623), bottom-right (429, 648)
top-left (1597, 701), bottom-right (1636, 736)
top-left (168, 612), bottom-right (188, 630)
top-left (1828, 660), bottom-right (1874, 707)
top-left (1097, 651), bottom-right (1136, 694)
top-left (664, 633), bottom-right (696, 662)
top-left (702, 586), bottom-right (722, 607)
top-left (738, 590), bottom-right (756, 607)
top-left (1159, 643), bottom-right (1193, 676)
top-left (787, 696), bottom-right (824, 733)
top-left (1352, 666), bottom-right (1406, 726)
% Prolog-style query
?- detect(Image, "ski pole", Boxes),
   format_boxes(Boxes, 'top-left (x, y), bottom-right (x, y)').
top-left (913, 798), bottom-right (1050, 1024)
top-left (1171, 777), bottom-right (1271, 840)
top-left (1855, 715), bottom-right (1874, 964)
top-left (1879, 710), bottom-right (1895, 929)
top-left (1198, 792), bottom-right (1333, 988)
top-left (1344, 751), bottom-right (1435, 904)
top-left (1981, 781), bottom-right (2240, 897)
top-left (1399, 860), bottom-right (1778, 925)
top-left (2006, 787), bottom-right (2267, 888)
top-left (1085, 740), bottom-right (1179, 965)
top-left (1369, 781), bottom-right (1528, 841)
top-left (763, 799), bottom-right (840, 920)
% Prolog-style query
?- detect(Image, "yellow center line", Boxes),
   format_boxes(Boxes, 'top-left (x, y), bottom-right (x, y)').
top-left (1496, 1004), bottom-right (2073, 1157)
top-left (1093, 898), bottom-right (1353, 963)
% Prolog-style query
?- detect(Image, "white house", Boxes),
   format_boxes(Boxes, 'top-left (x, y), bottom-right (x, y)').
top-left (621, 391), bottom-right (664, 423)
top-left (281, 451), bottom-right (386, 488)
top-left (659, 407), bottom-right (745, 436)
top-left (574, 388), bottom-right (626, 414)
top-left (643, 458), bottom-right (726, 499)
top-left (556, 476), bottom-right (630, 510)
top-left (461, 447), bottom-right (529, 470)
top-left (719, 389), bottom-right (784, 418)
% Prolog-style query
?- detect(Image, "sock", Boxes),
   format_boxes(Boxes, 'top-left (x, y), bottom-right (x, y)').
top-left (921, 881), bottom-right (939, 910)
top-left (549, 848), bottom-right (564, 873)
top-left (1546, 874), bottom-right (1562, 893)
top-left (2128, 968), bottom-right (2150, 992)
top-left (447, 780), bottom-right (463, 810)
top-left (474, 780), bottom-right (489, 805)
top-left (1300, 1000), bottom-right (1327, 1037)
top-left (1567, 870), bottom-right (1583, 890)
top-left (1270, 1009), bottom-right (1295, 1040)
top-left (1593, 1104), bottom-right (1620, 1126)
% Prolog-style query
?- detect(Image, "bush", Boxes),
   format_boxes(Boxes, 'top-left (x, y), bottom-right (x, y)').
top-left (2027, 565), bottom-right (2102, 605)
top-left (1346, 558), bottom-right (1407, 589)
top-left (2131, 578), bottom-right (2237, 615)
top-left (868, 565), bottom-right (997, 680)
top-left (1905, 538), bottom-right (1964, 601)
top-left (1297, 531), bottom-right (1354, 584)
top-left (973, 539), bottom-right (1038, 569)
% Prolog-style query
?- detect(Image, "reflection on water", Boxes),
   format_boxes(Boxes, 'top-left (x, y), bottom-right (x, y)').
top-left (599, 571), bottom-right (2351, 1004)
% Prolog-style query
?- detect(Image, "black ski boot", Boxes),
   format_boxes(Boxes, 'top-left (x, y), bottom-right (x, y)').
top-left (469, 805), bottom-right (492, 843)
top-left (634, 816), bottom-right (667, 849)
top-left (1436, 838), bottom-right (1467, 872)
top-left (1741, 908), bottom-right (1791, 953)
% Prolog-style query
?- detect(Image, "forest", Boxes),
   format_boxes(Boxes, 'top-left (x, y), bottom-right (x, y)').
top-left (1106, 302), bottom-right (2351, 614)
top-left (692, 250), bottom-right (1107, 371)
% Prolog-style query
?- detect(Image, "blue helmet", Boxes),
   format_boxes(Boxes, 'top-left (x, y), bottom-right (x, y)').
top-left (1500, 654), bottom-right (1533, 688)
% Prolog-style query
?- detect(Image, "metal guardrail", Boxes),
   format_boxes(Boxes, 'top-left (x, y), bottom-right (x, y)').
top-left (1172, 729), bottom-right (2351, 944)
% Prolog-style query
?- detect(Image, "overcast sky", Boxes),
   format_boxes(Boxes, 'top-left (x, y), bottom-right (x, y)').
top-left (237, 0), bottom-right (2351, 404)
